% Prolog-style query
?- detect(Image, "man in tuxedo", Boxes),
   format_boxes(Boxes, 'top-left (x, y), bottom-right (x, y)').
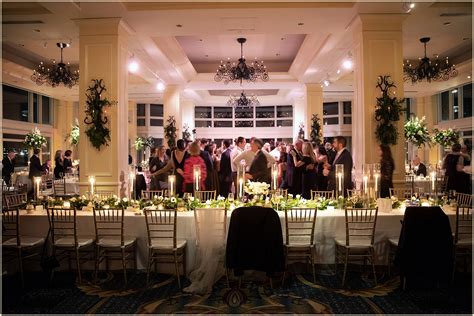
top-left (412, 157), bottom-right (427, 177)
top-left (2, 151), bottom-right (16, 186)
top-left (29, 148), bottom-right (44, 179)
top-left (246, 138), bottom-right (271, 184)
top-left (326, 136), bottom-right (353, 196)
top-left (198, 139), bottom-right (214, 190)
top-left (219, 140), bottom-right (233, 197)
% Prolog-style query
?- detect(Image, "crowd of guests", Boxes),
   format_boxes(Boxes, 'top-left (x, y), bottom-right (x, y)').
top-left (142, 136), bottom-right (390, 199)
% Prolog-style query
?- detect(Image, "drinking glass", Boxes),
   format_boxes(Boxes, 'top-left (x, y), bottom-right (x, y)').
top-left (183, 192), bottom-right (191, 202)
top-left (228, 193), bottom-right (234, 203)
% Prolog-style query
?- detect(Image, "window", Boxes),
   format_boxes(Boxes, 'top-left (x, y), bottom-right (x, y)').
top-left (324, 117), bottom-right (339, 125)
top-left (214, 107), bottom-right (232, 119)
top-left (42, 96), bottom-right (51, 124)
top-left (150, 119), bottom-right (163, 126)
top-left (343, 101), bottom-right (351, 114)
top-left (33, 94), bottom-right (39, 123)
top-left (256, 106), bottom-right (274, 118)
top-left (235, 120), bottom-right (253, 127)
top-left (463, 83), bottom-right (472, 118)
top-left (343, 117), bottom-right (352, 124)
top-left (137, 118), bottom-right (145, 126)
top-left (195, 120), bottom-right (212, 128)
top-left (150, 104), bottom-right (163, 117)
top-left (256, 121), bottom-right (275, 127)
top-left (277, 119), bottom-right (292, 127)
top-left (323, 102), bottom-right (338, 115)
top-left (440, 91), bottom-right (450, 121)
top-left (3, 85), bottom-right (29, 122)
top-left (277, 106), bottom-right (292, 118)
top-left (214, 121), bottom-right (232, 128)
top-left (452, 89), bottom-right (459, 120)
top-left (235, 107), bottom-right (253, 119)
top-left (195, 107), bottom-right (212, 119)
top-left (137, 104), bottom-right (145, 116)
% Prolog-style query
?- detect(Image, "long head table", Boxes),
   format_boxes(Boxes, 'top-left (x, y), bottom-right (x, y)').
top-left (14, 207), bottom-right (457, 273)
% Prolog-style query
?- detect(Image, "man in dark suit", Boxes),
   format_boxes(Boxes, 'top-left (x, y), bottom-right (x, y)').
top-left (247, 138), bottom-right (271, 184)
top-left (198, 139), bottom-right (214, 190)
top-left (2, 150), bottom-right (16, 186)
top-left (327, 136), bottom-right (353, 196)
top-left (412, 157), bottom-right (427, 177)
top-left (286, 140), bottom-right (303, 195)
top-left (325, 142), bottom-right (336, 165)
top-left (219, 140), bottom-right (233, 197)
top-left (28, 148), bottom-right (44, 179)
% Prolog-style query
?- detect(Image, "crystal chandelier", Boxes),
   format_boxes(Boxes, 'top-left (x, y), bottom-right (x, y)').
top-left (403, 37), bottom-right (457, 84)
top-left (227, 91), bottom-right (260, 108)
top-left (31, 42), bottom-right (79, 88)
top-left (215, 38), bottom-right (269, 85)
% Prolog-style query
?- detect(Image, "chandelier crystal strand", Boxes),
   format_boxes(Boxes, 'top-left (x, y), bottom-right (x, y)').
top-left (31, 42), bottom-right (79, 88)
top-left (215, 38), bottom-right (269, 85)
top-left (227, 91), bottom-right (260, 108)
top-left (403, 37), bottom-right (457, 84)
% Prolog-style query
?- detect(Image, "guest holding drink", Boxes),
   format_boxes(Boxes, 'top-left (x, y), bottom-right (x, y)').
top-left (379, 144), bottom-right (395, 198)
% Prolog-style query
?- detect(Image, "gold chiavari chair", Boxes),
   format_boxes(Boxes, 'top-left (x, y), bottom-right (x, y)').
top-left (194, 190), bottom-right (217, 201)
top-left (47, 207), bottom-right (95, 284)
top-left (53, 178), bottom-right (77, 198)
top-left (335, 207), bottom-right (378, 286)
top-left (283, 207), bottom-right (318, 283)
top-left (143, 208), bottom-right (187, 288)
top-left (40, 175), bottom-right (54, 196)
top-left (389, 188), bottom-right (413, 200)
top-left (93, 208), bottom-right (137, 285)
top-left (456, 193), bottom-right (473, 207)
top-left (453, 206), bottom-right (472, 280)
top-left (3, 193), bottom-right (28, 210)
top-left (311, 190), bottom-right (334, 200)
top-left (2, 208), bottom-right (45, 287)
top-left (141, 190), bottom-right (166, 200)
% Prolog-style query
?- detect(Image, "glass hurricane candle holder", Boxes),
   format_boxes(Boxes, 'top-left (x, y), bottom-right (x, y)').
top-left (168, 175), bottom-right (176, 197)
top-left (193, 165), bottom-right (201, 192)
top-left (335, 164), bottom-right (344, 197)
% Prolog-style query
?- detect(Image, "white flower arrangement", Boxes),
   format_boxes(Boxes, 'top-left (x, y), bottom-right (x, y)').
top-left (24, 127), bottom-right (47, 149)
top-left (134, 136), bottom-right (154, 151)
top-left (244, 180), bottom-right (270, 196)
top-left (404, 116), bottom-right (431, 148)
top-left (432, 128), bottom-right (460, 147)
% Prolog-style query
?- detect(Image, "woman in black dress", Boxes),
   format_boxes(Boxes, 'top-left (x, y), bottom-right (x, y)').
top-left (294, 141), bottom-right (317, 199)
top-left (153, 139), bottom-right (189, 197)
top-left (443, 143), bottom-right (468, 194)
top-left (379, 144), bottom-right (395, 198)
top-left (53, 150), bottom-right (64, 179)
top-left (315, 145), bottom-right (329, 191)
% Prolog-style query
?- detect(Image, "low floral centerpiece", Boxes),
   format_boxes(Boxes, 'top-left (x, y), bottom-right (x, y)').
top-left (243, 181), bottom-right (270, 205)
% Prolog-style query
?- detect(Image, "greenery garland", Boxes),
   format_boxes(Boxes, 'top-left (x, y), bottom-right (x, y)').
top-left (84, 79), bottom-right (116, 150)
top-left (24, 127), bottom-right (47, 149)
top-left (164, 116), bottom-right (178, 148)
top-left (309, 114), bottom-right (322, 146)
top-left (432, 128), bottom-right (460, 147)
top-left (374, 75), bottom-right (405, 145)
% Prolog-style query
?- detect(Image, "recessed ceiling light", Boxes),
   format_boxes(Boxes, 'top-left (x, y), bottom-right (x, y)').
top-left (463, 37), bottom-right (469, 41)
top-left (156, 82), bottom-right (165, 92)
top-left (18, 43), bottom-right (24, 47)
top-left (276, 53), bottom-right (280, 56)
top-left (342, 59), bottom-right (353, 69)
top-left (297, 22), bottom-right (304, 26)
top-left (444, 22), bottom-right (451, 26)
top-left (199, 39), bottom-right (203, 42)
top-left (33, 29), bottom-right (40, 32)
top-left (128, 60), bottom-right (139, 73)
top-left (281, 37), bottom-right (285, 40)
top-left (337, 69), bottom-right (341, 74)
top-left (176, 24), bottom-right (183, 28)
top-left (467, 75), bottom-right (471, 79)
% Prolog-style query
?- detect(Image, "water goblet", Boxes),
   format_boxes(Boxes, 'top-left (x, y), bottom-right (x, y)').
top-left (228, 193), bottom-right (234, 203)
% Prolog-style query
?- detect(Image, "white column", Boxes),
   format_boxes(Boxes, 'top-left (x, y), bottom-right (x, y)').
top-left (163, 85), bottom-right (181, 148)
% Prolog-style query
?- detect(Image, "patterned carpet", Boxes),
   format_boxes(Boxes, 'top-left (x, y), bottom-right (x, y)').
top-left (2, 268), bottom-right (472, 314)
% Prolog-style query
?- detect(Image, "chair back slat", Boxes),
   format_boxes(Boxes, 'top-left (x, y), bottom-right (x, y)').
top-left (284, 207), bottom-right (317, 246)
top-left (194, 207), bottom-right (227, 246)
top-left (456, 193), bottom-right (473, 207)
top-left (53, 179), bottom-right (67, 196)
top-left (93, 208), bottom-right (125, 246)
top-left (141, 190), bottom-right (165, 200)
top-left (311, 190), bottom-right (334, 200)
top-left (455, 206), bottom-right (472, 243)
top-left (344, 208), bottom-right (378, 246)
top-left (47, 207), bottom-right (78, 246)
top-left (194, 190), bottom-right (216, 201)
top-left (144, 208), bottom-right (177, 248)
top-left (2, 208), bottom-right (20, 246)
top-left (389, 188), bottom-right (413, 199)
top-left (3, 193), bottom-right (27, 210)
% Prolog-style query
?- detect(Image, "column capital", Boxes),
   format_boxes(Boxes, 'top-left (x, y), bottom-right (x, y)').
top-left (75, 17), bottom-right (133, 37)
top-left (352, 13), bottom-right (407, 32)
top-left (305, 83), bottom-right (323, 93)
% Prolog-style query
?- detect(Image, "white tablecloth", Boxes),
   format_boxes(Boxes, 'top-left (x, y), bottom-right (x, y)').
top-left (14, 207), bottom-right (456, 273)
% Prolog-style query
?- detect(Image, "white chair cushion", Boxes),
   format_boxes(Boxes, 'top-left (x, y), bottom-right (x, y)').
top-left (97, 237), bottom-right (136, 248)
top-left (150, 239), bottom-right (187, 250)
top-left (3, 236), bottom-right (44, 248)
top-left (335, 237), bottom-right (373, 248)
top-left (54, 237), bottom-right (94, 248)
top-left (388, 238), bottom-right (399, 246)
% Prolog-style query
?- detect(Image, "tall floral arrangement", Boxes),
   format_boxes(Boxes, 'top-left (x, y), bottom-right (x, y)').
top-left (404, 116), bottom-right (431, 147)
top-left (65, 118), bottom-right (80, 146)
top-left (182, 123), bottom-right (192, 143)
top-left (24, 127), bottom-right (47, 149)
top-left (432, 128), bottom-right (460, 147)
top-left (374, 75), bottom-right (405, 145)
top-left (134, 136), bottom-right (154, 151)
top-left (309, 114), bottom-right (322, 146)
top-left (164, 116), bottom-right (178, 148)
top-left (297, 122), bottom-right (305, 140)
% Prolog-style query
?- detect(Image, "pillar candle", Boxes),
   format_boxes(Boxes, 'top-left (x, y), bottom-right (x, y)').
top-left (34, 177), bottom-right (41, 201)
top-left (89, 176), bottom-right (95, 199)
top-left (168, 175), bottom-right (176, 197)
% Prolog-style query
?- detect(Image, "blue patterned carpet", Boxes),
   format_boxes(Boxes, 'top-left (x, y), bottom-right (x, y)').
top-left (2, 268), bottom-right (472, 314)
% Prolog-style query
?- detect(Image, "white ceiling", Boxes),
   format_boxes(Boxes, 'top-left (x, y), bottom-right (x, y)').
top-left (1, 1), bottom-right (472, 104)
